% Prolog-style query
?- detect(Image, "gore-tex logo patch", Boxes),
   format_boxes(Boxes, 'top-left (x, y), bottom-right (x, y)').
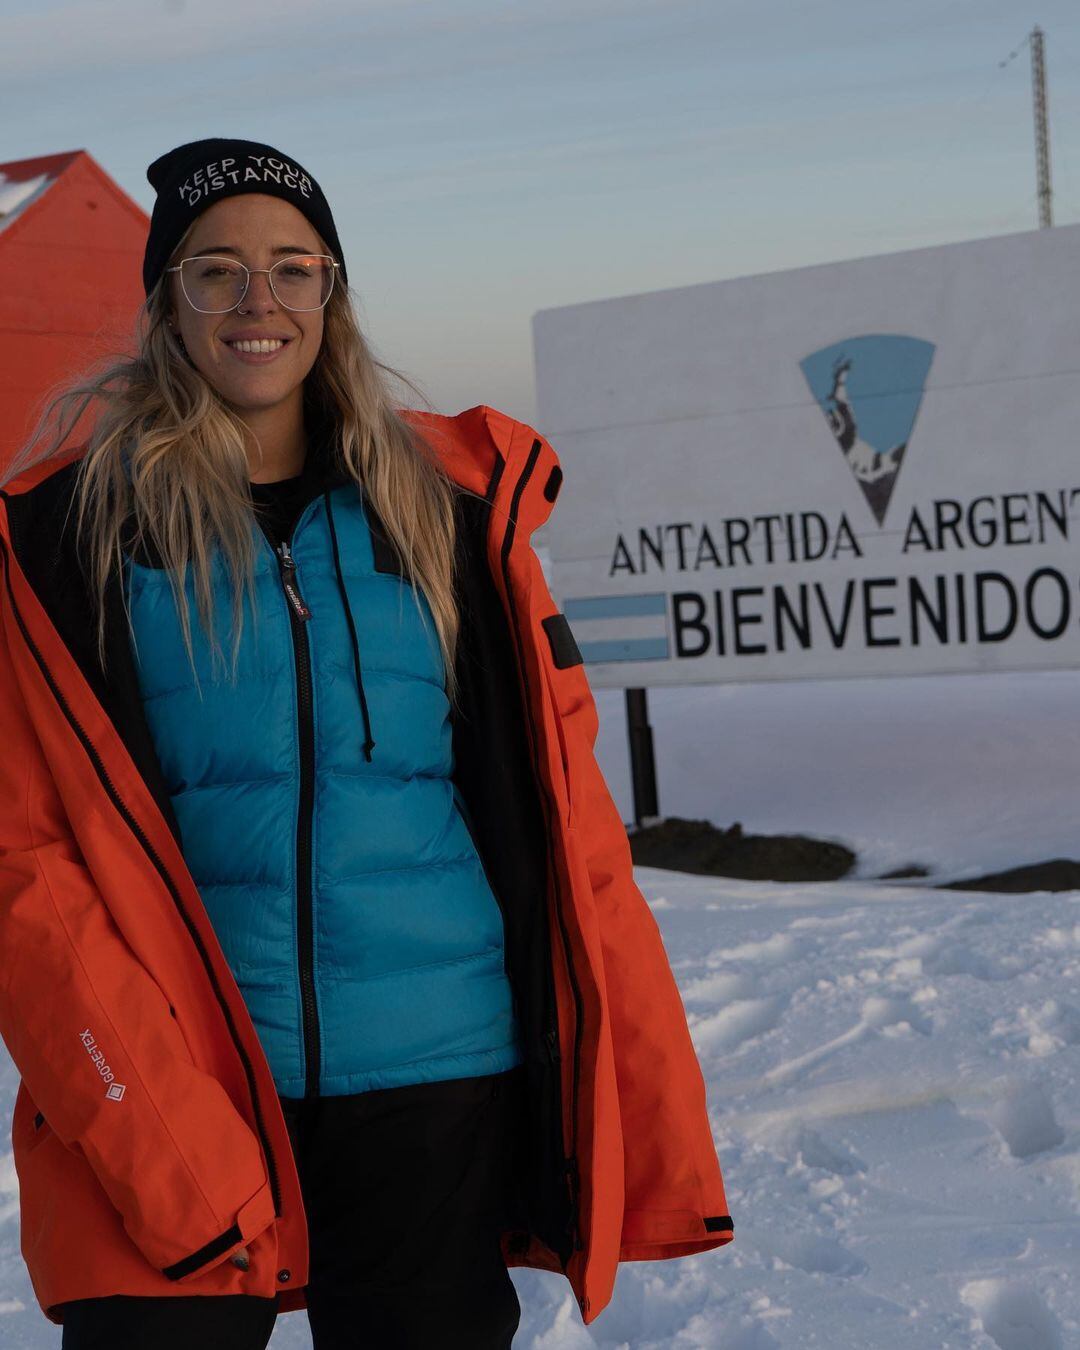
top-left (79, 1028), bottom-right (126, 1100)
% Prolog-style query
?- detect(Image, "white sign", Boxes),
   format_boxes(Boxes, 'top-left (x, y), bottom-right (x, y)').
top-left (533, 224), bottom-right (1080, 687)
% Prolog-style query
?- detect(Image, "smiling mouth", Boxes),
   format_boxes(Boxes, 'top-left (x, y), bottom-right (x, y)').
top-left (225, 338), bottom-right (292, 354)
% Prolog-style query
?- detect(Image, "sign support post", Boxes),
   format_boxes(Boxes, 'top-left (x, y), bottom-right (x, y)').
top-left (626, 687), bottom-right (659, 828)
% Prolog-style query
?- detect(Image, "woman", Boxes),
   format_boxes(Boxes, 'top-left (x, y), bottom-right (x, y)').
top-left (0, 138), bottom-right (733, 1349)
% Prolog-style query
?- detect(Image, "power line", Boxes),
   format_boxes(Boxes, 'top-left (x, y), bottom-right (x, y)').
top-left (997, 32), bottom-right (1031, 71)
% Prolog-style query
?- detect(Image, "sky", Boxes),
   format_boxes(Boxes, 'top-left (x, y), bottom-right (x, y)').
top-left (2, 0), bottom-right (1080, 426)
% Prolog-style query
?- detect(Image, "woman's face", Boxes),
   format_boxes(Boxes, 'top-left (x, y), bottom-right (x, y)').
top-left (166, 193), bottom-right (328, 417)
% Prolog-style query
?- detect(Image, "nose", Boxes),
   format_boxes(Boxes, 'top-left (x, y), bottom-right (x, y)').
top-left (241, 268), bottom-right (278, 313)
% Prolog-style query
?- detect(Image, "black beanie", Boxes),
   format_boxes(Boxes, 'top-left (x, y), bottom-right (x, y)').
top-left (142, 137), bottom-right (347, 298)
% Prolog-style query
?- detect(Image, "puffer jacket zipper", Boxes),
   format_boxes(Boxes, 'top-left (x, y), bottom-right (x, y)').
top-left (273, 535), bottom-right (321, 1100)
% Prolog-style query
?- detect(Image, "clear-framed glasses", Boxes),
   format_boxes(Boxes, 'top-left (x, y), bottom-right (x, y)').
top-left (165, 254), bottom-right (339, 313)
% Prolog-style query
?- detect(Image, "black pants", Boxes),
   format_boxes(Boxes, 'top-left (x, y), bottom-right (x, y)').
top-left (58, 1064), bottom-right (527, 1349)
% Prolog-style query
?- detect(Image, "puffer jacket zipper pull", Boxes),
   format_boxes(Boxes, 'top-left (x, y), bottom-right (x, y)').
top-left (322, 489), bottom-right (376, 763)
top-left (276, 540), bottom-right (311, 621)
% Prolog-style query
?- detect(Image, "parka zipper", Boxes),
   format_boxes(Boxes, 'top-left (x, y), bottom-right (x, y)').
top-left (0, 532), bottom-right (284, 1214)
top-left (274, 537), bottom-right (321, 1100)
top-left (498, 439), bottom-right (585, 1254)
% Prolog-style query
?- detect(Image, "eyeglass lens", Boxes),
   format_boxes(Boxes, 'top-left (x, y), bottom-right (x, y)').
top-left (179, 256), bottom-right (335, 313)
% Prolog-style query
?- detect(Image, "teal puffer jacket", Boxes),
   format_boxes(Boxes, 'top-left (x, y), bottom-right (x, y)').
top-left (122, 480), bottom-right (524, 1098)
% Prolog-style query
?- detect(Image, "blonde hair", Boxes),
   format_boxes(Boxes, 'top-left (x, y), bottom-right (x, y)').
top-left (2, 229), bottom-right (465, 706)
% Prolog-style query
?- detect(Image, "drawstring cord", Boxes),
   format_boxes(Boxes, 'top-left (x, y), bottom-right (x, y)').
top-left (323, 488), bottom-right (376, 762)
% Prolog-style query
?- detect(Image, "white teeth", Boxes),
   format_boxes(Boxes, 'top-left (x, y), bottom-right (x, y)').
top-left (229, 339), bottom-right (286, 354)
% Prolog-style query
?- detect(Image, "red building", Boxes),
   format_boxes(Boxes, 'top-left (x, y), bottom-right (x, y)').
top-left (0, 150), bottom-right (148, 470)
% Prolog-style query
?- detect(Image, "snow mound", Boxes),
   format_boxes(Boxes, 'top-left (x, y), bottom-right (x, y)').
top-left (990, 1081), bottom-right (1066, 1160)
top-left (961, 1279), bottom-right (1063, 1350)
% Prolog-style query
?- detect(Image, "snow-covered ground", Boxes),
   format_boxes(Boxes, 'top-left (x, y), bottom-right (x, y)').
top-left (557, 869), bottom-right (1079, 1350)
top-left (2, 667), bottom-right (1079, 1346)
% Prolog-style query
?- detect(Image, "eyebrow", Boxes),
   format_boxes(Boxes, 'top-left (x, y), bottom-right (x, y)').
top-left (191, 245), bottom-right (319, 257)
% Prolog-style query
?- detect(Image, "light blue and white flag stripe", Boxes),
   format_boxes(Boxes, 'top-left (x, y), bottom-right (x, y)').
top-left (563, 592), bottom-right (669, 663)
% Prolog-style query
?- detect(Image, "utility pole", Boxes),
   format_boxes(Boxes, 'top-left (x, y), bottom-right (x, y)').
top-left (1031, 25), bottom-right (1052, 228)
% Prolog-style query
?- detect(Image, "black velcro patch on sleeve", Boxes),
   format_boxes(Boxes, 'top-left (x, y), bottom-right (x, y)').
top-left (543, 466), bottom-right (563, 502)
top-left (703, 1215), bottom-right (734, 1233)
top-left (542, 612), bottom-right (583, 669)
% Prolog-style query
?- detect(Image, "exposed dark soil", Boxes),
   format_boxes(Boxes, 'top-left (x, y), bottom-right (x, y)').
top-left (625, 818), bottom-right (1080, 893)
top-left (628, 816), bottom-right (856, 884)
top-left (940, 858), bottom-right (1080, 894)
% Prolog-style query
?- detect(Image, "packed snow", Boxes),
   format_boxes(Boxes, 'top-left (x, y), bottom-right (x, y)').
top-left (2, 665), bottom-right (1079, 1346)
top-left (0, 173), bottom-right (49, 229)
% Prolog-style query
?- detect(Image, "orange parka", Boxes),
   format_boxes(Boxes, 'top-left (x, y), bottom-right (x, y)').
top-left (0, 404), bottom-right (732, 1327)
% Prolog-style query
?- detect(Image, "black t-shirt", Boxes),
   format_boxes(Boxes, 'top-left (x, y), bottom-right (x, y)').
top-left (250, 455), bottom-right (328, 547)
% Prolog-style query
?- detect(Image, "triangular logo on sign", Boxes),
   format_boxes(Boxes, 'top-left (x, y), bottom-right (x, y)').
top-left (799, 335), bottom-right (935, 525)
